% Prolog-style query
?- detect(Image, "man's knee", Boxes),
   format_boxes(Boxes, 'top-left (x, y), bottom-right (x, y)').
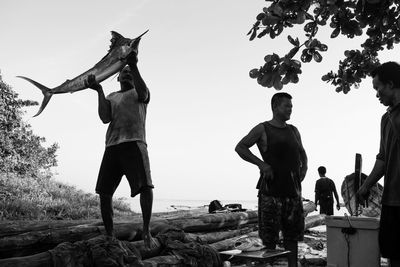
top-left (140, 186), bottom-right (153, 195)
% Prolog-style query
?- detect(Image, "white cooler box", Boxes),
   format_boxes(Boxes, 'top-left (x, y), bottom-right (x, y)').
top-left (326, 215), bottom-right (380, 267)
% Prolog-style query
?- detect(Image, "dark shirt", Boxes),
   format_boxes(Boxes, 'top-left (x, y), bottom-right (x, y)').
top-left (377, 103), bottom-right (400, 206)
top-left (257, 122), bottom-right (302, 197)
top-left (315, 177), bottom-right (336, 202)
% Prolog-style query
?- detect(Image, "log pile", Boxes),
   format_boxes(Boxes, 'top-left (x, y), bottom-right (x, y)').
top-left (0, 201), bottom-right (325, 267)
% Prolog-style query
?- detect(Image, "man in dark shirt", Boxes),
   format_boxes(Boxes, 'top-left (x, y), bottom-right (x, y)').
top-left (235, 92), bottom-right (308, 267)
top-left (314, 166), bottom-right (340, 215)
top-left (358, 62), bottom-right (400, 266)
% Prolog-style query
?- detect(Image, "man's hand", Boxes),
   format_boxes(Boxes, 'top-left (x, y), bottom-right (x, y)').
top-left (259, 162), bottom-right (274, 181)
top-left (85, 74), bottom-right (102, 92)
top-left (356, 184), bottom-right (370, 203)
top-left (126, 50), bottom-right (138, 66)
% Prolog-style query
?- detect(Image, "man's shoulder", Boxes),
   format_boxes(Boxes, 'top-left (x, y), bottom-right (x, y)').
top-left (287, 123), bottom-right (298, 131)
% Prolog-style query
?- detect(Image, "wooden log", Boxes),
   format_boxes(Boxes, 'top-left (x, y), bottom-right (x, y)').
top-left (0, 211), bottom-right (258, 258)
top-left (304, 214), bottom-right (326, 230)
top-left (0, 209), bottom-right (203, 238)
top-left (0, 214), bottom-right (326, 267)
top-left (210, 231), bottom-right (260, 251)
top-left (0, 252), bottom-right (51, 267)
top-left (0, 223), bottom-right (256, 266)
top-left (0, 220), bottom-right (100, 238)
top-left (142, 255), bottom-right (182, 266)
top-left (303, 201), bottom-right (317, 216)
top-left (209, 214), bottom-right (326, 252)
top-left (0, 205), bottom-right (316, 260)
top-left (0, 224), bottom-right (103, 258)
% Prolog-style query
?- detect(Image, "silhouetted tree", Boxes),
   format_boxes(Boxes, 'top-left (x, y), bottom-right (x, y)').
top-left (0, 73), bottom-right (58, 176)
top-left (248, 0), bottom-right (399, 93)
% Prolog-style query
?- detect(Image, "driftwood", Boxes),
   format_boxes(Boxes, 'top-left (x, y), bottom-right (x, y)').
top-left (0, 201), bottom-right (320, 267)
top-left (0, 213), bottom-right (326, 267)
top-left (0, 227), bottom-right (255, 267)
top-left (143, 214), bottom-right (326, 267)
top-left (0, 219), bottom-right (101, 238)
top-left (0, 211), bottom-right (258, 258)
top-left (209, 214), bottom-right (326, 252)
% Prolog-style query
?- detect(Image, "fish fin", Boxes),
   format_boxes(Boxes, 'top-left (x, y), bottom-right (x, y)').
top-left (16, 76), bottom-right (53, 117)
top-left (109, 31), bottom-right (125, 51)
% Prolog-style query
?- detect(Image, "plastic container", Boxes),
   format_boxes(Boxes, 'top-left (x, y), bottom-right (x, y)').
top-left (326, 216), bottom-right (380, 267)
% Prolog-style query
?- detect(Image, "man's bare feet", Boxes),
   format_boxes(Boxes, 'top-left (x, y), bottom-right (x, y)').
top-left (105, 234), bottom-right (118, 243)
top-left (142, 231), bottom-right (158, 249)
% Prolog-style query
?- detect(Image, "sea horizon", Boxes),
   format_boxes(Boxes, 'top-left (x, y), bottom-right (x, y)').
top-left (129, 198), bottom-right (259, 213)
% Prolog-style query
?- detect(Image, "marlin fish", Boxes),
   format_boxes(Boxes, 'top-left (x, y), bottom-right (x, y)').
top-left (17, 30), bottom-right (149, 117)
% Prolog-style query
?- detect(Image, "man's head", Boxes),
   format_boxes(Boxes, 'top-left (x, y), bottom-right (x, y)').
top-left (271, 92), bottom-right (293, 121)
top-left (318, 166), bottom-right (326, 177)
top-left (118, 65), bottom-right (134, 91)
top-left (371, 61), bottom-right (400, 107)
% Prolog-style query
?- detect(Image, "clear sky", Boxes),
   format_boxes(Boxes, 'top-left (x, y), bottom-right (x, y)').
top-left (0, 1), bottom-right (394, 203)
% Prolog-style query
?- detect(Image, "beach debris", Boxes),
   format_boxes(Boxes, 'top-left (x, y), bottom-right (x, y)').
top-left (234, 236), bottom-right (265, 251)
top-left (208, 200), bottom-right (227, 213)
top-left (0, 207), bottom-right (328, 266)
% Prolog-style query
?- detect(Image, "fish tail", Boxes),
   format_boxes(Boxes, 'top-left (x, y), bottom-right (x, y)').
top-left (16, 76), bottom-right (53, 117)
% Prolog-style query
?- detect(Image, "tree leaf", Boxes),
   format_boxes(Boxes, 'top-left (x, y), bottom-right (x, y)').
top-left (288, 35), bottom-right (297, 46)
top-left (287, 47), bottom-right (300, 59)
top-left (250, 30), bottom-right (257, 41)
top-left (331, 27), bottom-right (340, 38)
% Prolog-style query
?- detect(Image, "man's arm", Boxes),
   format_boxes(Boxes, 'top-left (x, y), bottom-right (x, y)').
top-left (127, 52), bottom-right (149, 102)
top-left (292, 126), bottom-right (308, 181)
top-left (357, 159), bottom-right (385, 201)
top-left (314, 181), bottom-right (319, 209)
top-left (331, 180), bottom-right (341, 210)
top-left (85, 74), bottom-right (111, 123)
top-left (235, 124), bottom-right (272, 177)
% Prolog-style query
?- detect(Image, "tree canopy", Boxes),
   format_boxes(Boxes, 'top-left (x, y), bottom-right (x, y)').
top-left (248, 0), bottom-right (400, 93)
top-left (0, 73), bottom-right (58, 176)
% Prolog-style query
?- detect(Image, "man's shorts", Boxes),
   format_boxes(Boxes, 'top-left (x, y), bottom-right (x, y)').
top-left (96, 141), bottom-right (154, 198)
top-left (319, 199), bottom-right (334, 215)
top-left (258, 194), bottom-right (304, 248)
top-left (379, 205), bottom-right (400, 259)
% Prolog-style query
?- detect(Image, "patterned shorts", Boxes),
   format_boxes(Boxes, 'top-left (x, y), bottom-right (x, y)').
top-left (258, 194), bottom-right (304, 248)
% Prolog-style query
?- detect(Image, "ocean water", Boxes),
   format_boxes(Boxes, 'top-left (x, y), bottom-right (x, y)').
top-left (129, 198), bottom-right (258, 213)
top-left (129, 197), bottom-right (351, 215)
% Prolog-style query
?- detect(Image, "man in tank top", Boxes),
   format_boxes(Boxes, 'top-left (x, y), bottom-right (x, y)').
top-left (235, 92), bottom-right (308, 267)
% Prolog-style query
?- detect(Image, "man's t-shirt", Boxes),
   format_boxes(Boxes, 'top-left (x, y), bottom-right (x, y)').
top-left (315, 177), bottom-right (336, 201)
top-left (105, 89), bottom-right (149, 147)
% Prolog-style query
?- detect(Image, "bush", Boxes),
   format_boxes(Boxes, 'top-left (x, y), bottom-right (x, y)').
top-left (0, 172), bottom-right (133, 220)
top-left (0, 73), bottom-right (58, 176)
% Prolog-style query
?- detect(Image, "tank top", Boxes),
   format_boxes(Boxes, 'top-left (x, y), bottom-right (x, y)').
top-left (257, 122), bottom-right (302, 197)
top-left (105, 89), bottom-right (148, 147)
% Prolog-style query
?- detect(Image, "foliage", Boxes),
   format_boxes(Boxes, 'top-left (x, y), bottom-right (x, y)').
top-left (248, 0), bottom-right (400, 93)
top-left (0, 73), bottom-right (58, 175)
top-left (0, 172), bottom-right (132, 220)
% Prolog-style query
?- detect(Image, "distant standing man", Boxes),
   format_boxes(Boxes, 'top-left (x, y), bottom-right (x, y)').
top-left (86, 50), bottom-right (156, 249)
top-left (358, 62), bottom-right (400, 266)
top-left (314, 166), bottom-right (340, 215)
top-left (235, 92), bottom-right (308, 267)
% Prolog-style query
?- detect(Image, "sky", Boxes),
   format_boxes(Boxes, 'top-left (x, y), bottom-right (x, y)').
top-left (0, 1), bottom-right (395, 205)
